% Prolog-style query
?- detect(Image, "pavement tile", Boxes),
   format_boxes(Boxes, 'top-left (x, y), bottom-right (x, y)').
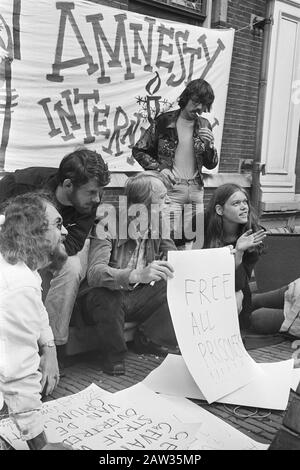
top-left (1, 339), bottom-right (297, 449)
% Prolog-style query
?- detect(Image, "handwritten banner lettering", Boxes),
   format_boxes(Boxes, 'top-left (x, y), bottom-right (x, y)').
top-left (0, 1), bottom-right (234, 171)
top-left (0, 384), bottom-right (199, 450)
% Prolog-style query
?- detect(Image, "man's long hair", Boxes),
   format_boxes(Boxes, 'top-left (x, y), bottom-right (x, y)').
top-left (178, 79), bottom-right (215, 112)
top-left (125, 171), bottom-right (167, 207)
top-left (204, 183), bottom-right (260, 248)
top-left (0, 192), bottom-right (55, 270)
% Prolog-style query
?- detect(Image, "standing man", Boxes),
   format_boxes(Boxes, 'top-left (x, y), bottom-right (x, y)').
top-left (0, 148), bottom-right (110, 347)
top-left (0, 193), bottom-right (70, 449)
top-left (79, 172), bottom-right (179, 376)
top-left (132, 79), bottom-right (218, 247)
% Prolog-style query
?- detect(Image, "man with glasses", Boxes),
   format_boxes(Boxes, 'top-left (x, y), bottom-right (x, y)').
top-left (0, 148), bottom-right (110, 348)
top-left (132, 79), bottom-right (218, 248)
top-left (0, 193), bottom-right (71, 449)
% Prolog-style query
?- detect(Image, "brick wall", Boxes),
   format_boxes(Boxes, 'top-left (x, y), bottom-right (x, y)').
top-left (219, 0), bottom-right (266, 173)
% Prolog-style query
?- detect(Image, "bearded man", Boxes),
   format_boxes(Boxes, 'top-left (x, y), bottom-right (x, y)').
top-left (0, 148), bottom-right (110, 346)
top-left (0, 193), bottom-right (71, 450)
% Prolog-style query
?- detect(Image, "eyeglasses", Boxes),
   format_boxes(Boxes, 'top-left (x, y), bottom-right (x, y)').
top-left (50, 221), bottom-right (63, 231)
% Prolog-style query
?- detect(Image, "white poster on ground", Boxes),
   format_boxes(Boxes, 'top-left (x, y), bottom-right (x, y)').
top-left (115, 383), bottom-right (268, 450)
top-left (0, 1), bottom-right (234, 171)
top-left (167, 248), bottom-right (262, 403)
top-left (0, 382), bottom-right (268, 451)
top-left (0, 384), bottom-right (199, 450)
top-left (143, 354), bottom-right (294, 411)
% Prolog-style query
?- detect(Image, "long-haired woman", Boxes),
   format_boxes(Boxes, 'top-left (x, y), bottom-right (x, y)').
top-left (203, 183), bottom-right (266, 328)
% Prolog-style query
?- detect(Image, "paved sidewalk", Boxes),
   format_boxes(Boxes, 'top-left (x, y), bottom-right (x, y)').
top-left (0, 339), bottom-right (298, 449)
top-left (48, 339), bottom-right (296, 446)
top-left (51, 348), bottom-right (164, 397)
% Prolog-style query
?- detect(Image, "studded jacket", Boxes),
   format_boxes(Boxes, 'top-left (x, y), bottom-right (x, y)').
top-left (132, 109), bottom-right (218, 186)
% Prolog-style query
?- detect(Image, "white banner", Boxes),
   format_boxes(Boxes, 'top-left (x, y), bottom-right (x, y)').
top-left (0, 0), bottom-right (234, 171)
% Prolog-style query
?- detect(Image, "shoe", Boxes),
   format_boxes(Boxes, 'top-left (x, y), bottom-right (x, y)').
top-left (133, 332), bottom-right (180, 357)
top-left (102, 358), bottom-right (126, 376)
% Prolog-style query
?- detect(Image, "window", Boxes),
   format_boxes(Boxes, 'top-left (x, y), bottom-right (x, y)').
top-left (128, 0), bottom-right (207, 26)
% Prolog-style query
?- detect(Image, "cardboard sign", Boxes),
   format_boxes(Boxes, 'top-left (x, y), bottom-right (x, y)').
top-left (0, 384), bottom-right (199, 450)
top-left (167, 248), bottom-right (262, 403)
top-left (143, 354), bottom-right (294, 410)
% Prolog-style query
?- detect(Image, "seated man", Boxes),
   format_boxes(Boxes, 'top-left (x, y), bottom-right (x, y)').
top-left (0, 193), bottom-right (70, 450)
top-left (80, 172), bottom-right (179, 376)
top-left (0, 148), bottom-right (110, 347)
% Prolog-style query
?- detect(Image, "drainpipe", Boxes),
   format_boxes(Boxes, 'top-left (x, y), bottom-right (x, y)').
top-left (251, 0), bottom-right (274, 215)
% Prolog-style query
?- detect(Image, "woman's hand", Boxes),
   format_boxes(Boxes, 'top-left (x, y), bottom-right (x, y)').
top-left (235, 229), bottom-right (266, 253)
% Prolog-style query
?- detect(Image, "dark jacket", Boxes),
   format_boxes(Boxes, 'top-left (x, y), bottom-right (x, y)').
top-left (0, 167), bottom-right (96, 256)
top-left (132, 109), bottom-right (218, 185)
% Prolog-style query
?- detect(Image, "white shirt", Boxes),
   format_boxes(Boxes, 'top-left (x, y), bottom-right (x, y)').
top-left (0, 254), bottom-right (54, 440)
top-left (173, 115), bottom-right (198, 180)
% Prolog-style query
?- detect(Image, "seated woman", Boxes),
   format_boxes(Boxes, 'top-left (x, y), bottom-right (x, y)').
top-left (203, 183), bottom-right (266, 329)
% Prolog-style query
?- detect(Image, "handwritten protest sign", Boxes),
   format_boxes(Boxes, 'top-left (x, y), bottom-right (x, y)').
top-left (159, 394), bottom-right (268, 451)
top-left (115, 383), bottom-right (268, 450)
top-left (0, 415), bottom-right (28, 450)
top-left (0, 384), bottom-right (199, 450)
top-left (0, 382), bottom-right (268, 451)
top-left (143, 354), bottom-right (294, 410)
top-left (167, 248), bottom-right (262, 403)
top-left (0, 1), bottom-right (234, 171)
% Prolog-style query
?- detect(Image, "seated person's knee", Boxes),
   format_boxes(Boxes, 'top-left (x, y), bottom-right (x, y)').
top-left (250, 308), bottom-right (284, 334)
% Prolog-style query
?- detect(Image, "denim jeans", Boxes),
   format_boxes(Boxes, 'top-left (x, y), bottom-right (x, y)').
top-left (80, 280), bottom-right (177, 362)
top-left (164, 180), bottom-right (204, 247)
top-left (250, 286), bottom-right (287, 334)
top-left (40, 241), bottom-right (90, 345)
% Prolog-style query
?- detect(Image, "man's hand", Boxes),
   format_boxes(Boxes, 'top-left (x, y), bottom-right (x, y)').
top-left (199, 127), bottom-right (214, 147)
top-left (160, 168), bottom-right (176, 185)
top-left (130, 260), bottom-right (174, 284)
top-left (39, 346), bottom-right (60, 396)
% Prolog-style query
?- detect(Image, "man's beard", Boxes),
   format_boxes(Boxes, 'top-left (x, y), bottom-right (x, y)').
top-left (69, 190), bottom-right (99, 215)
top-left (47, 242), bottom-right (68, 273)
